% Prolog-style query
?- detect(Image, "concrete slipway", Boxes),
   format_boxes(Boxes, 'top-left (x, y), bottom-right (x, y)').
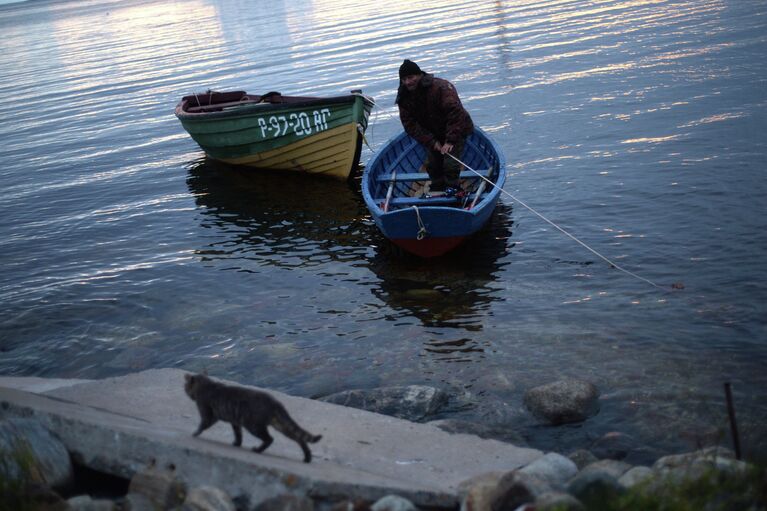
top-left (0, 368), bottom-right (542, 507)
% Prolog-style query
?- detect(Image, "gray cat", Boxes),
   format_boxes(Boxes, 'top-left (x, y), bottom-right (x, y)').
top-left (184, 373), bottom-right (322, 463)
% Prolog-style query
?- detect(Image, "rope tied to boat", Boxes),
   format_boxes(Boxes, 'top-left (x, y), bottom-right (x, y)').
top-left (446, 153), bottom-right (669, 292)
top-left (412, 205), bottom-right (428, 240)
top-left (357, 124), bottom-right (374, 151)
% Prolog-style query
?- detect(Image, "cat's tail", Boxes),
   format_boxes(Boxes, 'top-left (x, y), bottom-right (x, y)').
top-left (273, 408), bottom-right (322, 444)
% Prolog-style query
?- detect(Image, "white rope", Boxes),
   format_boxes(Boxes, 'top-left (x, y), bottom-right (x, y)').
top-left (412, 205), bottom-right (428, 240)
top-left (446, 153), bottom-right (668, 292)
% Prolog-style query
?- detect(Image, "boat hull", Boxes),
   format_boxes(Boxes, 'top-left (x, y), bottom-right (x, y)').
top-left (175, 91), bottom-right (374, 180)
top-left (362, 128), bottom-right (506, 257)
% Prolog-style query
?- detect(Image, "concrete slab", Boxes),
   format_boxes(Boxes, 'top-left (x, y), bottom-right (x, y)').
top-left (0, 369), bottom-right (542, 507)
top-left (0, 376), bottom-right (92, 393)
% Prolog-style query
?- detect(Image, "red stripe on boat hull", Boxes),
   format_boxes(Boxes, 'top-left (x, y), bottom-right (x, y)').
top-left (391, 236), bottom-right (468, 258)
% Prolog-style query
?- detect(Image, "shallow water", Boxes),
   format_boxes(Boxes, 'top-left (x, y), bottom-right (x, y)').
top-left (1, 0), bottom-right (766, 462)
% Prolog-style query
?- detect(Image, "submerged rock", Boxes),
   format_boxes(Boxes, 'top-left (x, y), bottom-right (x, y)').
top-left (427, 419), bottom-right (528, 446)
top-left (318, 385), bottom-right (448, 421)
top-left (523, 380), bottom-right (599, 425)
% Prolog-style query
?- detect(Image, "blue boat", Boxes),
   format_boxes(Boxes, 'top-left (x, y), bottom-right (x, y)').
top-left (362, 128), bottom-right (506, 258)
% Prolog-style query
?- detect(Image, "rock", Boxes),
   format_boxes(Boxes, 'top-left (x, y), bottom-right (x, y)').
top-left (618, 466), bottom-right (653, 489)
top-left (578, 459), bottom-right (633, 480)
top-left (566, 471), bottom-right (625, 509)
top-left (128, 465), bottom-right (186, 509)
top-left (458, 472), bottom-right (504, 511)
top-left (329, 499), bottom-right (371, 511)
top-left (589, 432), bottom-right (635, 460)
top-left (182, 486), bottom-right (236, 511)
top-left (649, 447), bottom-right (751, 490)
top-left (534, 492), bottom-right (584, 511)
top-left (589, 431), bottom-right (659, 464)
top-left (123, 492), bottom-right (157, 511)
top-left (428, 419), bottom-right (527, 446)
top-left (566, 449), bottom-right (597, 470)
top-left (2, 481), bottom-right (68, 511)
top-left (370, 495), bottom-right (417, 511)
top-left (319, 386), bottom-right (448, 421)
top-left (518, 453), bottom-right (577, 489)
top-left (254, 495), bottom-right (314, 511)
top-left (652, 446), bottom-right (735, 472)
top-left (523, 380), bottom-right (599, 425)
top-left (491, 471), bottom-right (553, 511)
top-left (0, 418), bottom-right (73, 490)
top-left (67, 494), bottom-right (116, 511)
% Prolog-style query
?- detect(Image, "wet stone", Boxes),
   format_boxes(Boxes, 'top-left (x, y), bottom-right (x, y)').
top-left (523, 380), bottom-right (599, 425)
top-left (318, 385), bottom-right (448, 421)
top-left (428, 419), bottom-right (528, 446)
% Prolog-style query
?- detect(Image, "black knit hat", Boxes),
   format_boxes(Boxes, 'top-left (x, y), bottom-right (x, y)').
top-left (399, 59), bottom-right (422, 79)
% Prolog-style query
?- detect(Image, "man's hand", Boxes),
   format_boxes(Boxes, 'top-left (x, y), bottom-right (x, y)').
top-left (440, 142), bottom-right (454, 155)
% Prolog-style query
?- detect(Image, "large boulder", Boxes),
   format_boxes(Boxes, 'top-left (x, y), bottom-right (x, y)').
top-left (0, 418), bottom-right (73, 490)
top-left (319, 386), bottom-right (448, 421)
top-left (523, 380), bottom-right (599, 425)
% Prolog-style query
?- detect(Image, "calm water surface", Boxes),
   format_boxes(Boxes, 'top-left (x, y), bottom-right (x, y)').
top-left (1, 0), bottom-right (766, 461)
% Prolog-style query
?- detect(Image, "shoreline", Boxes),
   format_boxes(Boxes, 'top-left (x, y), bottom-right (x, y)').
top-left (0, 368), bottom-right (542, 508)
top-left (2, 369), bottom-right (760, 511)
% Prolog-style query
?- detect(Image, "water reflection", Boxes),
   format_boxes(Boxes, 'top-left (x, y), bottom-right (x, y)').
top-left (367, 203), bottom-right (514, 330)
top-left (187, 157), bottom-right (514, 330)
top-left (186, 158), bottom-right (372, 269)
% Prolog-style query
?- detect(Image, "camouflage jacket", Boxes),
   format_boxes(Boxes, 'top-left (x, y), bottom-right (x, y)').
top-left (396, 73), bottom-right (474, 148)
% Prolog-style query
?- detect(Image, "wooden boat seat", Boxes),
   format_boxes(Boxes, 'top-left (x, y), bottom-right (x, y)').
top-left (376, 169), bottom-right (490, 183)
top-left (385, 192), bottom-right (490, 208)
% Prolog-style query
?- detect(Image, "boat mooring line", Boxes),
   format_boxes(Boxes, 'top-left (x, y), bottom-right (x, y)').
top-left (446, 153), bottom-right (669, 292)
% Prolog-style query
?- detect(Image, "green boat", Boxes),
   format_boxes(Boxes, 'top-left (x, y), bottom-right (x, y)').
top-left (175, 90), bottom-right (375, 180)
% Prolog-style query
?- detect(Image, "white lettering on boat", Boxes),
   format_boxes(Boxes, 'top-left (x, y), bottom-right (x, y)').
top-left (256, 109), bottom-right (333, 139)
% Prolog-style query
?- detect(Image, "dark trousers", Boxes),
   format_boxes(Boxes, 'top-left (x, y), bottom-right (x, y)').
top-left (426, 139), bottom-right (465, 191)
